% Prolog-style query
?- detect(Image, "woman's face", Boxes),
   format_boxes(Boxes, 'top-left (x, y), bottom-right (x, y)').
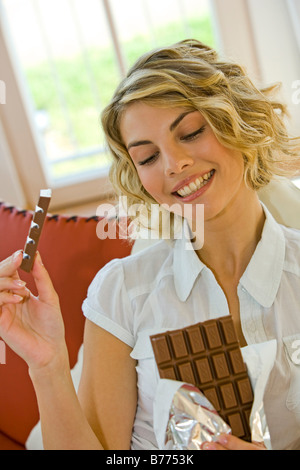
top-left (120, 102), bottom-right (246, 222)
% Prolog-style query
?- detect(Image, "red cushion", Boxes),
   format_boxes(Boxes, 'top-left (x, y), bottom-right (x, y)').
top-left (0, 431), bottom-right (25, 450)
top-left (0, 202), bottom-right (132, 448)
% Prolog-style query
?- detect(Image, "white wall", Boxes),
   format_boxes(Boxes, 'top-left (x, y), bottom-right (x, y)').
top-left (0, 120), bottom-right (26, 206)
top-left (211, 0), bottom-right (300, 136)
top-left (248, 0), bottom-right (300, 136)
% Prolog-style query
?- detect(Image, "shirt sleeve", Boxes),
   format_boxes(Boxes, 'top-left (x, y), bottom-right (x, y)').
top-left (82, 258), bottom-right (135, 348)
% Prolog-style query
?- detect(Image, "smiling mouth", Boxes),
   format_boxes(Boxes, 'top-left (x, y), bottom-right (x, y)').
top-left (174, 170), bottom-right (215, 198)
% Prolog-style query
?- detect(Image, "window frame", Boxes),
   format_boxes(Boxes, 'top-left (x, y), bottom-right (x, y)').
top-left (1, 0), bottom-right (299, 210)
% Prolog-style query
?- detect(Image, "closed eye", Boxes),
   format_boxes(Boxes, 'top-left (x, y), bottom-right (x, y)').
top-left (138, 151), bottom-right (159, 166)
top-left (181, 125), bottom-right (206, 142)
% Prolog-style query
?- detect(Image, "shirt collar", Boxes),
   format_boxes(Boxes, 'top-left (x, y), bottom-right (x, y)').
top-left (173, 203), bottom-right (285, 306)
top-left (240, 202), bottom-right (285, 308)
top-left (173, 220), bottom-right (205, 301)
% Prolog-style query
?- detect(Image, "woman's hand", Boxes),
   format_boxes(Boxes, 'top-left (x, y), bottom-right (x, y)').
top-left (0, 250), bottom-right (67, 372)
top-left (202, 434), bottom-right (266, 450)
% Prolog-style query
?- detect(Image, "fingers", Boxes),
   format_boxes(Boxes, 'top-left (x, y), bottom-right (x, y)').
top-left (202, 433), bottom-right (266, 450)
top-left (0, 251), bottom-right (58, 308)
top-left (31, 252), bottom-right (59, 306)
top-left (0, 291), bottom-right (24, 307)
top-left (0, 277), bottom-right (26, 291)
top-left (0, 250), bottom-right (23, 278)
top-left (0, 252), bottom-right (27, 307)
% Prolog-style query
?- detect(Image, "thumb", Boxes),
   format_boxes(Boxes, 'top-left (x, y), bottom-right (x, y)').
top-left (31, 252), bottom-right (59, 306)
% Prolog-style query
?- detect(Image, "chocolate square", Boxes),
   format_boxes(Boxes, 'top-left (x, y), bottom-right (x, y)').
top-left (150, 316), bottom-right (253, 441)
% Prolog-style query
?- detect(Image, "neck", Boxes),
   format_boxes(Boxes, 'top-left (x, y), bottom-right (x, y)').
top-left (195, 190), bottom-right (265, 282)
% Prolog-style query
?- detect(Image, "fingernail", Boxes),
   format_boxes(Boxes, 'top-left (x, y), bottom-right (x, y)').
top-left (217, 434), bottom-right (228, 446)
top-left (202, 442), bottom-right (216, 450)
top-left (13, 294), bottom-right (23, 302)
top-left (13, 279), bottom-right (26, 287)
top-left (36, 251), bottom-right (42, 262)
top-left (13, 250), bottom-right (23, 262)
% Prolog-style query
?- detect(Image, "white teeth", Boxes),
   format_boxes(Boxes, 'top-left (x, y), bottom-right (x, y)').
top-left (176, 171), bottom-right (214, 197)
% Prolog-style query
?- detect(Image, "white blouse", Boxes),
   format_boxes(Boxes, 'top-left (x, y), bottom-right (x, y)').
top-left (82, 205), bottom-right (300, 450)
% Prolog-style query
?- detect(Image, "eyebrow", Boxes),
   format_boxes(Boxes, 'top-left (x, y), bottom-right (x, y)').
top-left (127, 110), bottom-right (195, 151)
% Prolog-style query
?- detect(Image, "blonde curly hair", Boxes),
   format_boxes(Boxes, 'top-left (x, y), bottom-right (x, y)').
top-left (101, 39), bottom-right (300, 233)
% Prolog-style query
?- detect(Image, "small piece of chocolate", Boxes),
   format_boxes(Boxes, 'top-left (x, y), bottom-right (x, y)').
top-left (20, 189), bottom-right (52, 273)
top-left (150, 316), bottom-right (254, 441)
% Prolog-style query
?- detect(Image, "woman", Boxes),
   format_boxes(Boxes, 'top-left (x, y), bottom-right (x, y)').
top-left (0, 40), bottom-right (299, 450)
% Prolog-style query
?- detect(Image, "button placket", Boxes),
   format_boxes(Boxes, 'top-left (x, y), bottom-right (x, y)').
top-left (238, 285), bottom-right (267, 344)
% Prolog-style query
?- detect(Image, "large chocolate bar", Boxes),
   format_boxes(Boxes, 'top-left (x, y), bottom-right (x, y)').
top-left (20, 189), bottom-right (52, 272)
top-left (150, 316), bottom-right (253, 441)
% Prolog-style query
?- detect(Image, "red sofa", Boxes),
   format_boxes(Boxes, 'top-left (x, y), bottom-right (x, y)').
top-left (1, 177), bottom-right (299, 450)
top-left (0, 201), bottom-right (132, 450)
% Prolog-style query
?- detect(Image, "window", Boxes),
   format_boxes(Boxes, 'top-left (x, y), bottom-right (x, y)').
top-left (1, 0), bottom-right (215, 200)
top-left (1, 0), bottom-right (298, 209)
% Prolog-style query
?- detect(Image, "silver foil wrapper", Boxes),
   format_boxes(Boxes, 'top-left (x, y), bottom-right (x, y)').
top-left (165, 383), bottom-right (231, 450)
top-left (154, 340), bottom-right (277, 450)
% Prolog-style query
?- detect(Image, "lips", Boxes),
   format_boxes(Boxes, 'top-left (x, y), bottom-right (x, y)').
top-left (172, 170), bottom-right (215, 198)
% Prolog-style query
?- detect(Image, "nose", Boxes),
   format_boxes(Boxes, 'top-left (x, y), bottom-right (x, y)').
top-left (164, 150), bottom-right (194, 177)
